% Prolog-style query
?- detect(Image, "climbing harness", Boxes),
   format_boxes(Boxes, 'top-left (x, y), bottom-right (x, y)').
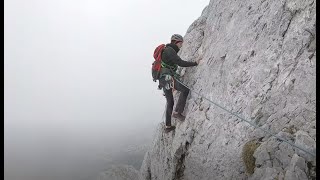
top-left (173, 78), bottom-right (316, 158)
top-left (160, 64), bottom-right (180, 92)
top-left (161, 61), bottom-right (178, 72)
top-left (164, 74), bottom-right (175, 90)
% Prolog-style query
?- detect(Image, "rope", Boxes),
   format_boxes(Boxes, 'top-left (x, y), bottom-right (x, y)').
top-left (174, 78), bottom-right (316, 158)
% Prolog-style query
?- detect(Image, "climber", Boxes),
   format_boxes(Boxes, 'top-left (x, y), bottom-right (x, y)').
top-left (159, 34), bottom-right (201, 133)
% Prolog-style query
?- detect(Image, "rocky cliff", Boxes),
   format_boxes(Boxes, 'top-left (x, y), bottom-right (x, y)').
top-left (140, 0), bottom-right (316, 179)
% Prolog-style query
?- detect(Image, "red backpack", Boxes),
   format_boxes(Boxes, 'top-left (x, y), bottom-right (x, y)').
top-left (152, 44), bottom-right (166, 82)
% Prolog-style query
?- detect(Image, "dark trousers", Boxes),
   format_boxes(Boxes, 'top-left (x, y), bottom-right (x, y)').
top-left (159, 77), bottom-right (190, 126)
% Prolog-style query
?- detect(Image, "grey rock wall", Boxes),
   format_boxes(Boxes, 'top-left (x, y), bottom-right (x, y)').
top-left (140, 0), bottom-right (316, 179)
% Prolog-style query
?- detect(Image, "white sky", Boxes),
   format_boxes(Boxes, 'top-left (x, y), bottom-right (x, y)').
top-left (4, 0), bottom-right (210, 179)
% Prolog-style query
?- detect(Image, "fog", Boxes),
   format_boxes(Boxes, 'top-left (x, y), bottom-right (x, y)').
top-left (4, 0), bottom-right (209, 179)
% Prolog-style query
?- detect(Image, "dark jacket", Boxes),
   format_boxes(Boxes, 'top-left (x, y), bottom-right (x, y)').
top-left (160, 43), bottom-right (197, 77)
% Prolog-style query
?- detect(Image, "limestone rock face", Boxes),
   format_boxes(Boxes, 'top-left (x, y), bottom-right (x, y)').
top-left (140, 0), bottom-right (316, 179)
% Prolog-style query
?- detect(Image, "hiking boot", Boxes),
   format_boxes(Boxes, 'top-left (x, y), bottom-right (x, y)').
top-left (172, 113), bottom-right (186, 121)
top-left (165, 126), bottom-right (176, 133)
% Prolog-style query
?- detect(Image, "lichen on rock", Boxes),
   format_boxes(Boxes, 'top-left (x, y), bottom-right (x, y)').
top-left (242, 140), bottom-right (261, 175)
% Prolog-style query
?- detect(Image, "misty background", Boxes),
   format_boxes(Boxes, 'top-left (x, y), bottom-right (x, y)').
top-left (4, 0), bottom-right (209, 180)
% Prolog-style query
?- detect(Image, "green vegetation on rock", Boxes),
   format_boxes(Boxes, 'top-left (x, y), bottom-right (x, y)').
top-left (242, 140), bottom-right (260, 175)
